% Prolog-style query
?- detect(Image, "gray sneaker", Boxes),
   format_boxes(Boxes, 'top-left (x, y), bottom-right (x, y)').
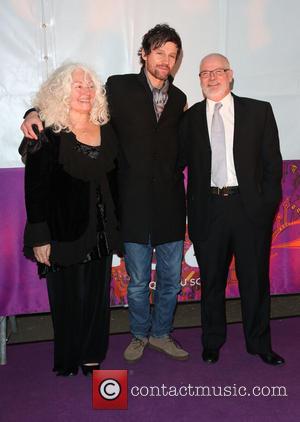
top-left (148, 335), bottom-right (189, 360)
top-left (123, 337), bottom-right (148, 362)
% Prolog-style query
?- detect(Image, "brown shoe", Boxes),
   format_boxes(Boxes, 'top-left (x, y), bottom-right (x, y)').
top-left (123, 337), bottom-right (148, 362)
top-left (148, 335), bottom-right (189, 360)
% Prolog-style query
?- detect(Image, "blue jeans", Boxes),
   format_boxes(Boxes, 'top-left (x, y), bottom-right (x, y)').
top-left (124, 240), bottom-right (183, 338)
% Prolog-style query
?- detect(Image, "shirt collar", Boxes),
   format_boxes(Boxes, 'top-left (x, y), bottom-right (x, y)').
top-left (206, 92), bottom-right (233, 113)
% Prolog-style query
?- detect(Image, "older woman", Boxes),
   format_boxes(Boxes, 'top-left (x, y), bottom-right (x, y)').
top-left (22, 63), bottom-right (121, 376)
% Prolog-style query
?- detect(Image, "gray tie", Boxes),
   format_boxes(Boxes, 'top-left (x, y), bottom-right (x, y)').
top-left (211, 102), bottom-right (227, 188)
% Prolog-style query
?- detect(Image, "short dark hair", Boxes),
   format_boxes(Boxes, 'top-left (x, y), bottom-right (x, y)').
top-left (138, 23), bottom-right (182, 66)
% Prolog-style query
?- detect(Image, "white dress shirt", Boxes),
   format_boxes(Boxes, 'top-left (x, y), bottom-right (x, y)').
top-left (206, 93), bottom-right (238, 187)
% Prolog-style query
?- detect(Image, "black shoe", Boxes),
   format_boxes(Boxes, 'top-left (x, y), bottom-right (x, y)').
top-left (256, 351), bottom-right (285, 366)
top-left (202, 349), bottom-right (219, 364)
top-left (56, 368), bottom-right (78, 377)
top-left (81, 364), bottom-right (100, 377)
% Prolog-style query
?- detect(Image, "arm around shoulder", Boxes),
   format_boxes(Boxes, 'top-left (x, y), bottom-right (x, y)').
top-left (20, 109), bottom-right (43, 140)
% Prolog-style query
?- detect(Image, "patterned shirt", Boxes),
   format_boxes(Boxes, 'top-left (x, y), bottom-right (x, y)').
top-left (144, 68), bottom-right (169, 121)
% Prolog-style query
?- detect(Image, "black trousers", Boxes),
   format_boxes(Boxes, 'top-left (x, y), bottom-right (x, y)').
top-left (46, 256), bottom-right (112, 371)
top-left (193, 194), bottom-right (273, 354)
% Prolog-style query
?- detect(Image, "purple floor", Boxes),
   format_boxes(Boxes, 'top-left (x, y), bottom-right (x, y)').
top-left (1, 318), bottom-right (299, 422)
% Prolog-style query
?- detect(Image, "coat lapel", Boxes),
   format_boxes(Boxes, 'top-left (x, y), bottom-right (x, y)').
top-left (232, 93), bottom-right (246, 162)
top-left (137, 69), bottom-right (158, 125)
top-left (198, 99), bottom-right (211, 153)
top-left (158, 82), bottom-right (176, 125)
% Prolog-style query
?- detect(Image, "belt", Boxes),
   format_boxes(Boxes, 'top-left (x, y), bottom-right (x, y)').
top-left (210, 186), bottom-right (239, 196)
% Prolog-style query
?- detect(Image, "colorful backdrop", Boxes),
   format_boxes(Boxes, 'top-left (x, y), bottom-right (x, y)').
top-left (110, 161), bottom-right (300, 304)
top-left (1, 161), bottom-right (299, 316)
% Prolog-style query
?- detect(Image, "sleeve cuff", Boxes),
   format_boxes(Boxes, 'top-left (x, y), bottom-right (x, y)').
top-left (24, 221), bottom-right (51, 247)
top-left (23, 108), bottom-right (38, 119)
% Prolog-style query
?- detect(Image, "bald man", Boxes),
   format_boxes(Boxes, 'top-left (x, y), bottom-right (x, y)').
top-left (180, 53), bottom-right (284, 366)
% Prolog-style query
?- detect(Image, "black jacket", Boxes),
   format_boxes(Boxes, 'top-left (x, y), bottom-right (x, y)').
top-left (106, 69), bottom-right (187, 245)
top-left (180, 93), bottom-right (283, 241)
top-left (23, 124), bottom-right (121, 266)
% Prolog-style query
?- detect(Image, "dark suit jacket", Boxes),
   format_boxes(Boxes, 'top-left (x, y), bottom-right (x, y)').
top-left (106, 69), bottom-right (187, 245)
top-left (180, 93), bottom-right (282, 242)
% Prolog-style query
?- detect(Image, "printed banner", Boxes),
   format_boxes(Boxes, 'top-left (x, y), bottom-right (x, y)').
top-left (110, 161), bottom-right (300, 304)
top-left (0, 162), bottom-right (300, 316)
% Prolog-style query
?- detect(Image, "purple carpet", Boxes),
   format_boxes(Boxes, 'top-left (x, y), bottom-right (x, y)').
top-left (1, 318), bottom-right (299, 422)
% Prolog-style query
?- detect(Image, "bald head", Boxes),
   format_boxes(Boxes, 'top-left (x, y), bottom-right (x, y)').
top-left (200, 53), bottom-right (230, 71)
top-left (199, 53), bottom-right (233, 102)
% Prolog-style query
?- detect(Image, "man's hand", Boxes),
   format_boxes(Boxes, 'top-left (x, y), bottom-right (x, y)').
top-left (33, 244), bottom-right (51, 266)
top-left (20, 111), bottom-right (43, 140)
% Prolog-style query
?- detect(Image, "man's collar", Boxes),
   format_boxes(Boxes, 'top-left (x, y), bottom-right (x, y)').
top-left (206, 92), bottom-right (233, 113)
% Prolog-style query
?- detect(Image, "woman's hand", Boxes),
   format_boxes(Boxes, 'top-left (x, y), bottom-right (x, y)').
top-left (33, 244), bottom-right (51, 266)
top-left (20, 111), bottom-right (43, 139)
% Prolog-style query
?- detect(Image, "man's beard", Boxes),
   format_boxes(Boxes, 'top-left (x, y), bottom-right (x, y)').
top-left (150, 66), bottom-right (170, 81)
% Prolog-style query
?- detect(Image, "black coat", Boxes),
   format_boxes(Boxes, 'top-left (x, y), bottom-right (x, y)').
top-left (23, 124), bottom-right (121, 266)
top-left (106, 70), bottom-right (187, 245)
top-left (180, 93), bottom-right (283, 242)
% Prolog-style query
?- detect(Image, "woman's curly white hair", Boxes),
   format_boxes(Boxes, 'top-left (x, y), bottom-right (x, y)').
top-left (33, 63), bottom-right (109, 132)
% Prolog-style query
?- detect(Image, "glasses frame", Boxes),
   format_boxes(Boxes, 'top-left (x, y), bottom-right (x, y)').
top-left (199, 68), bottom-right (230, 79)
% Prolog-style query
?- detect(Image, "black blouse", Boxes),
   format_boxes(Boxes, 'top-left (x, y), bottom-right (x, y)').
top-left (23, 123), bottom-right (121, 272)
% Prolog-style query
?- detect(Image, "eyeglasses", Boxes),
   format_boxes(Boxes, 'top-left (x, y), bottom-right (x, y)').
top-left (199, 68), bottom-right (230, 79)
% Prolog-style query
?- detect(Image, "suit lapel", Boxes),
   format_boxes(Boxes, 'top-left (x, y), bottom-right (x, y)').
top-left (232, 93), bottom-right (246, 160)
top-left (198, 94), bottom-right (247, 156)
top-left (198, 100), bottom-right (211, 153)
